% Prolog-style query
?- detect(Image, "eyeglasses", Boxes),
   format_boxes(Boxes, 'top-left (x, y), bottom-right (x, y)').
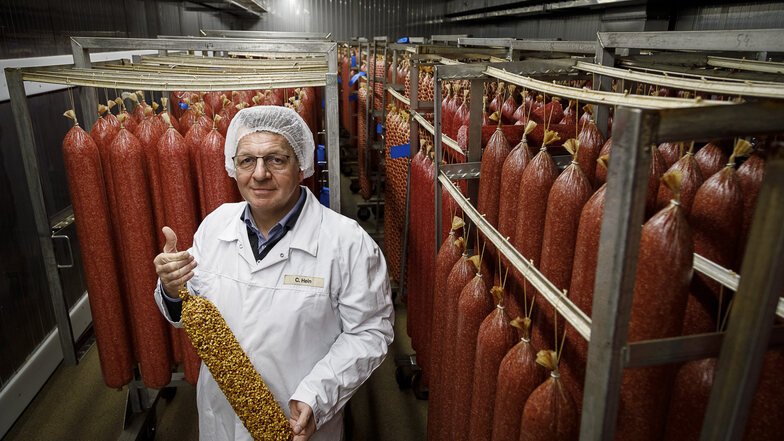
top-left (233, 153), bottom-right (292, 173)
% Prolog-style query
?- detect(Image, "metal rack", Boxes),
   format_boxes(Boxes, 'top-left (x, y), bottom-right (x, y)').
top-left (429, 43), bottom-right (784, 441)
top-left (5, 34), bottom-right (341, 440)
top-left (457, 37), bottom-right (596, 61)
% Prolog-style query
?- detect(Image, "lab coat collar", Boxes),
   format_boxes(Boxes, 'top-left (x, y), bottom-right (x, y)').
top-left (216, 186), bottom-right (321, 258)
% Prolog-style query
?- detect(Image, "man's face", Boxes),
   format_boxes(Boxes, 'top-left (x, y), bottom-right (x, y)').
top-left (234, 131), bottom-right (303, 219)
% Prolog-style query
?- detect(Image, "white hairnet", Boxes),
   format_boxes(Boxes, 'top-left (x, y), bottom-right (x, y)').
top-left (224, 105), bottom-right (315, 179)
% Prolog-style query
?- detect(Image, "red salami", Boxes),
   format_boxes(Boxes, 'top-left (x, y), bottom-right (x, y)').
top-left (427, 221), bottom-right (466, 441)
top-left (616, 170), bottom-right (693, 441)
top-left (736, 150), bottom-right (765, 267)
top-left (537, 140), bottom-right (594, 356)
top-left (663, 350), bottom-right (784, 441)
top-left (594, 138), bottom-right (613, 189)
top-left (154, 97), bottom-right (180, 136)
top-left (110, 115), bottom-right (172, 388)
top-left (491, 317), bottom-right (545, 441)
top-left (63, 110), bottom-right (133, 388)
top-left (451, 259), bottom-right (494, 441)
top-left (561, 179), bottom-right (606, 411)
top-left (468, 286), bottom-right (518, 441)
top-left (442, 250), bottom-right (481, 440)
top-left (655, 142), bottom-right (704, 217)
top-left (685, 140), bottom-right (751, 336)
top-left (645, 146), bottom-right (667, 219)
top-left (501, 85), bottom-right (519, 125)
top-left (519, 350), bottom-right (578, 441)
top-left (200, 116), bottom-right (240, 219)
top-left (694, 140), bottom-right (729, 180)
top-left (658, 142), bottom-right (682, 169)
top-left (157, 113), bottom-right (201, 385)
top-left (576, 120), bottom-right (605, 187)
top-left (496, 121), bottom-right (537, 318)
top-left (531, 98), bottom-right (564, 128)
top-left (184, 120), bottom-right (210, 216)
top-left (115, 97), bottom-right (137, 134)
top-left (452, 90), bottom-right (470, 139)
top-left (134, 107), bottom-right (166, 249)
top-left (512, 130), bottom-right (560, 351)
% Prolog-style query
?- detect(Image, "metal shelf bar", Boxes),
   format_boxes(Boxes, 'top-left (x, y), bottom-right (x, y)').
top-left (439, 175), bottom-right (592, 340)
top-left (597, 29), bottom-right (784, 53)
top-left (485, 65), bottom-right (731, 109)
top-left (200, 29), bottom-right (331, 40)
top-left (707, 56), bottom-right (784, 74)
top-left (411, 111), bottom-right (462, 157)
top-left (575, 61), bottom-right (784, 99)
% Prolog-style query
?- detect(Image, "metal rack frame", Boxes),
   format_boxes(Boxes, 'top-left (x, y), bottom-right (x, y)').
top-left (5, 34), bottom-right (341, 440)
top-left (591, 28), bottom-right (784, 138)
top-left (429, 51), bottom-right (784, 440)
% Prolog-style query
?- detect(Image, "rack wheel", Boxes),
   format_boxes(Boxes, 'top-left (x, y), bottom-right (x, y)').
top-left (357, 206), bottom-right (371, 221)
top-left (349, 179), bottom-right (360, 194)
top-left (395, 365), bottom-right (413, 390)
top-left (411, 371), bottom-right (429, 400)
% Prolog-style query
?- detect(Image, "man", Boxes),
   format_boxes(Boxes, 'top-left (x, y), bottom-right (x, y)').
top-left (153, 105), bottom-right (394, 441)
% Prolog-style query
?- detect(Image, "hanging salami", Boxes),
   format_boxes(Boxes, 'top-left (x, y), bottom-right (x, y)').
top-left (694, 140), bottom-right (730, 180)
top-left (615, 170), bottom-right (693, 441)
top-left (519, 350), bottom-right (579, 441)
top-left (62, 110), bottom-right (134, 388)
top-left (655, 141), bottom-right (704, 217)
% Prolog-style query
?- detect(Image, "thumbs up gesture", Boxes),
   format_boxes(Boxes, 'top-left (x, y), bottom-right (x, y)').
top-left (154, 226), bottom-right (197, 298)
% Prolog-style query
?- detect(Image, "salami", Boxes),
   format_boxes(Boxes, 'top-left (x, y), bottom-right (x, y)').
top-left (62, 110), bottom-right (133, 388)
top-left (154, 97), bottom-right (180, 136)
top-left (658, 142), bottom-right (682, 169)
top-left (443, 249), bottom-right (483, 440)
top-left (110, 114), bottom-right (172, 388)
top-left (157, 113), bottom-right (201, 385)
top-left (575, 120), bottom-right (605, 186)
top-left (561, 167), bottom-right (607, 411)
top-left (134, 107), bottom-right (166, 249)
top-left (663, 350), bottom-right (784, 441)
top-left (736, 150), bottom-right (765, 267)
top-left (115, 97), bottom-right (138, 134)
top-left (593, 138), bottom-right (612, 189)
top-left (184, 119), bottom-right (210, 216)
top-left (200, 116), bottom-right (240, 218)
top-left (519, 350), bottom-right (578, 441)
top-left (645, 146), bottom-right (667, 219)
top-left (451, 258), bottom-right (495, 441)
top-left (537, 139), bottom-right (594, 356)
top-left (468, 286), bottom-right (518, 441)
top-left (512, 130), bottom-right (560, 351)
top-left (452, 90), bottom-right (470, 139)
top-left (491, 317), bottom-right (545, 441)
top-left (655, 142), bottom-right (704, 217)
top-left (501, 85), bottom-right (519, 125)
top-left (684, 140), bottom-right (751, 335)
top-left (616, 170), bottom-right (693, 441)
top-left (694, 140), bottom-right (729, 180)
top-left (427, 219), bottom-right (466, 441)
top-left (496, 121), bottom-right (537, 318)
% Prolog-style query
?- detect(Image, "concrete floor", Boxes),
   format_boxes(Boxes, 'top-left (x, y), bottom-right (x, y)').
top-left (3, 162), bottom-right (427, 441)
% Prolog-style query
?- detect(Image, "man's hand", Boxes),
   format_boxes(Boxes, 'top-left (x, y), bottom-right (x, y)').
top-left (289, 401), bottom-right (316, 441)
top-left (153, 226), bottom-right (197, 296)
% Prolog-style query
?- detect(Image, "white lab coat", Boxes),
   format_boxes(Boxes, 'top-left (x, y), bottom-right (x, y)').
top-left (154, 187), bottom-right (394, 441)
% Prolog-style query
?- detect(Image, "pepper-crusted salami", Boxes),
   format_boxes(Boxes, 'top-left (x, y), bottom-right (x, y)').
top-left (616, 170), bottom-right (693, 441)
top-left (491, 317), bottom-right (545, 441)
top-left (451, 259), bottom-right (495, 441)
top-left (110, 114), bottom-right (173, 389)
top-left (468, 286), bottom-right (519, 441)
top-left (427, 219), bottom-right (466, 441)
top-left (63, 110), bottom-right (133, 388)
top-left (519, 350), bottom-right (578, 441)
top-left (694, 140), bottom-right (729, 180)
top-left (655, 142), bottom-right (704, 217)
top-left (512, 130), bottom-right (559, 351)
top-left (684, 140), bottom-right (751, 335)
top-left (497, 121), bottom-right (537, 318)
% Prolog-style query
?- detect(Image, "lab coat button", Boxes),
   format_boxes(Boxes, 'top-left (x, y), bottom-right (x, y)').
top-left (280, 253), bottom-right (284, 258)
top-left (256, 260), bottom-right (261, 264)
